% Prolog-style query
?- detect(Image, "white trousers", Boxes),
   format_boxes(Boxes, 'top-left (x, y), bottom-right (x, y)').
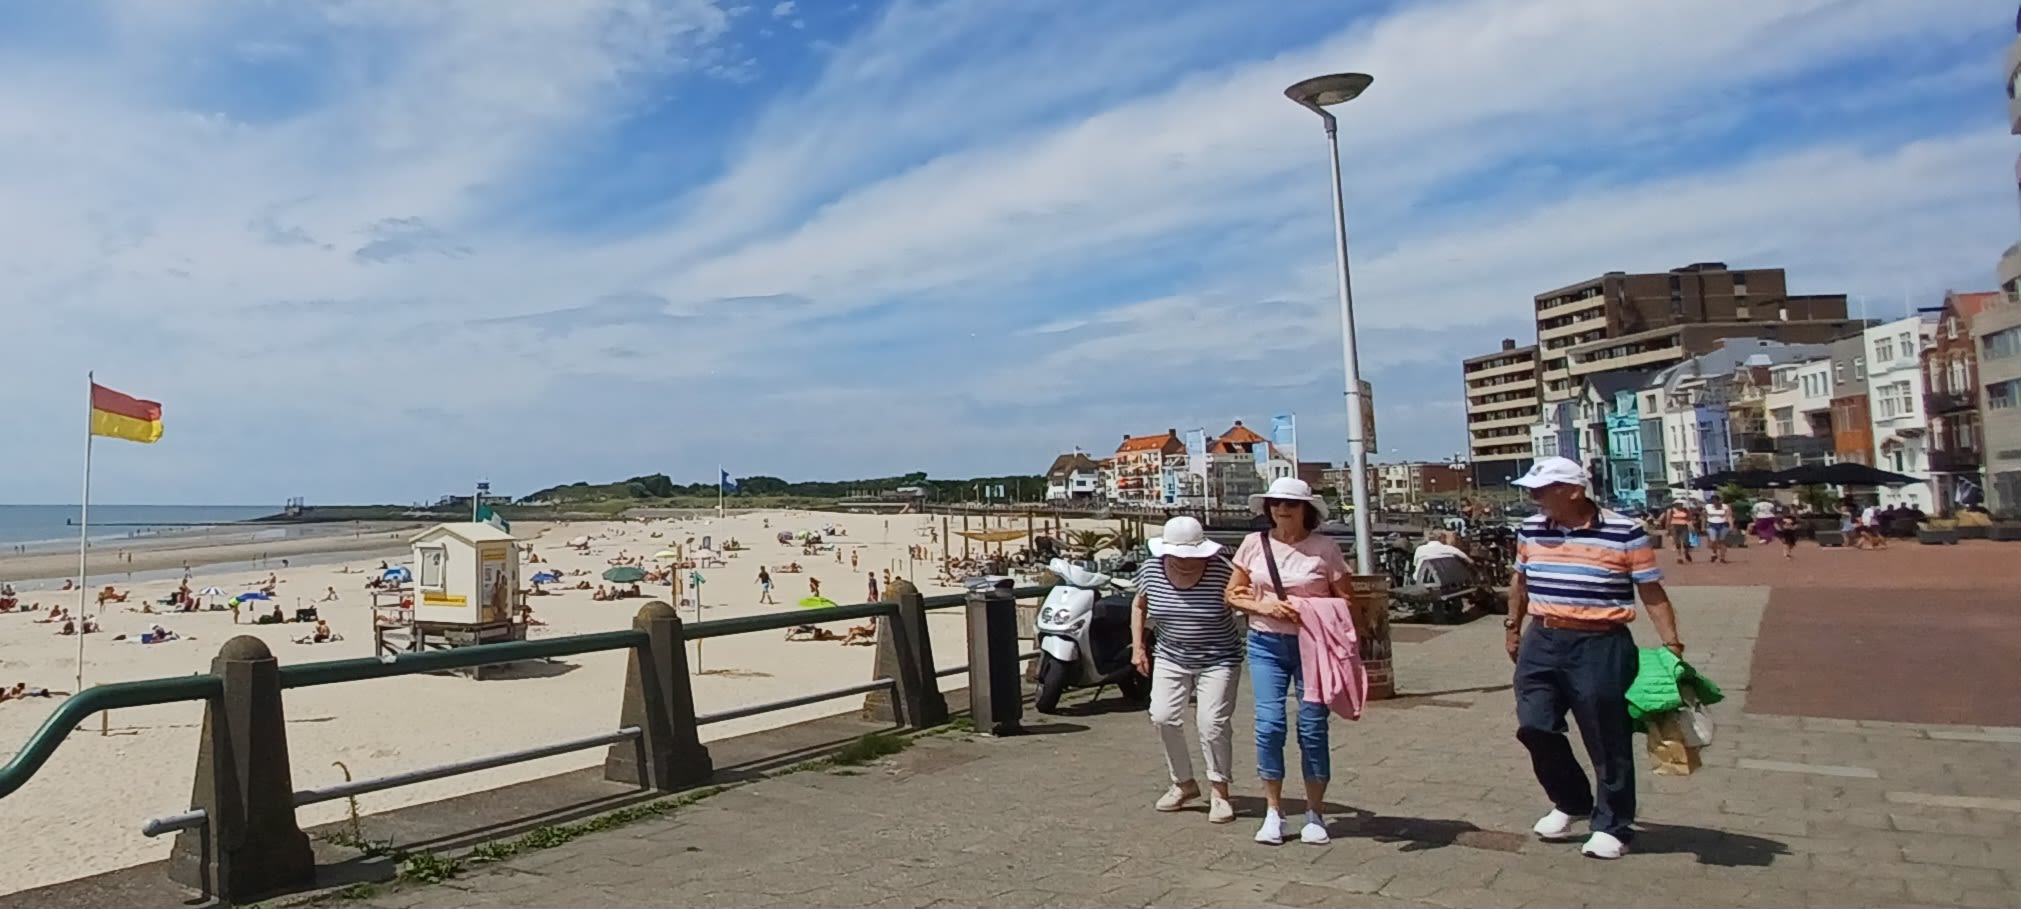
top-left (1148, 660), bottom-right (1240, 785)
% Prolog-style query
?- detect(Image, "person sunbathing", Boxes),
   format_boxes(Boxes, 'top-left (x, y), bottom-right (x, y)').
top-left (785, 625), bottom-right (843, 642)
top-left (322, 587), bottom-right (339, 602)
top-left (840, 623), bottom-right (877, 646)
top-left (2, 683), bottom-right (71, 702)
top-left (591, 585), bottom-right (611, 601)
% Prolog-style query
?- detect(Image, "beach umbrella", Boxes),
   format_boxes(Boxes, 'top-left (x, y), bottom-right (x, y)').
top-left (798, 596), bottom-right (839, 609)
top-left (381, 566), bottom-right (412, 582)
top-left (603, 566), bottom-right (647, 583)
top-left (238, 591), bottom-right (272, 601)
top-left (652, 550), bottom-right (680, 560)
top-left (568, 536), bottom-right (591, 547)
top-left (197, 586), bottom-right (226, 597)
top-left (530, 571), bottom-right (560, 584)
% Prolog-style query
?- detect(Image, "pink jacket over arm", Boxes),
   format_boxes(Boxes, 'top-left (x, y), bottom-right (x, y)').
top-left (1293, 595), bottom-right (1366, 721)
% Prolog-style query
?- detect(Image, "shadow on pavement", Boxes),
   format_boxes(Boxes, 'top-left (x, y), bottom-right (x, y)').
top-left (1012, 721), bottom-right (1091, 736)
top-left (1633, 822), bottom-right (1791, 867)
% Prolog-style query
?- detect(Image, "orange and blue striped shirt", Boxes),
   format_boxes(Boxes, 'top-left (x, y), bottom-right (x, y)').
top-left (1514, 508), bottom-right (1661, 624)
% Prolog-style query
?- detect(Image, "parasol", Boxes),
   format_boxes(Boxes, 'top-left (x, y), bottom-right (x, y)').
top-left (197, 586), bottom-right (226, 597)
top-left (603, 566), bottom-right (647, 583)
top-left (652, 550), bottom-right (680, 560)
top-left (530, 571), bottom-right (560, 584)
top-left (381, 566), bottom-right (412, 582)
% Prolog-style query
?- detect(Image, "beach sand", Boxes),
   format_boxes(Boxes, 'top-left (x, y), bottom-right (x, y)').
top-left (0, 508), bottom-right (1104, 896)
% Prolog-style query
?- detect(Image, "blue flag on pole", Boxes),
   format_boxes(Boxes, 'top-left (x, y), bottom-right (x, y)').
top-left (720, 469), bottom-right (737, 493)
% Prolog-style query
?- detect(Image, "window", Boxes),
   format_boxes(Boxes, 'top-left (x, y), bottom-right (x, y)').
top-left (1772, 407), bottom-right (1795, 436)
top-left (418, 547), bottom-right (447, 588)
top-left (1947, 317), bottom-right (1959, 340)
top-left (1875, 337), bottom-right (1894, 363)
top-left (1835, 362), bottom-right (1846, 383)
top-left (1984, 327), bottom-right (2021, 360)
top-left (1991, 379), bottom-right (2021, 410)
top-left (1854, 357), bottom-right (1865, 380)
top-left (1949, 358), bottom-right (1968, 394)
top-left (1898, 332), bottom-right (1913, 359)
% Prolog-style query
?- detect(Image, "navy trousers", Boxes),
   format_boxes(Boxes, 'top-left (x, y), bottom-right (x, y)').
top-left (1513, 623), bottom-right (1639, 840)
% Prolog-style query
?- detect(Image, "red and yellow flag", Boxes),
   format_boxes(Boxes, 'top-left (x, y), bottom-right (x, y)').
top-left (90, 383), bottom-right (163, 444)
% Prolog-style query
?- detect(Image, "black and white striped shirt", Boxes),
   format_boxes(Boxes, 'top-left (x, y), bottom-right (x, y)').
top-left (1138, 556), bottom-right (1240, 669)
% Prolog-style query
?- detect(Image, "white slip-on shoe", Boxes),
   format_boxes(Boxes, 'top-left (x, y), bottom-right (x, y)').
top-left (1300, 819), bottom-right (1331, 845)
top-left (1207, 798), bottom-right (1236, 824)
top-left (1581, 831), bottom-right (1627, 859)
top-left (1533, 808), bottom-right (1588, 842)
top-left (1254, 812), bottom-right (1285, 845)
top-left (1154, 782), bottom-right (1199, 812)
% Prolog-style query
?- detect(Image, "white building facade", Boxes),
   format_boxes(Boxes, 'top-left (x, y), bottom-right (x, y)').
top-left (1864, 314), bottom-right (1939, 508)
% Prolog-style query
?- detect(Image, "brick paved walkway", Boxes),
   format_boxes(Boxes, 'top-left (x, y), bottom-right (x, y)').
top-left (343, 584), bottom-right (2021, 909)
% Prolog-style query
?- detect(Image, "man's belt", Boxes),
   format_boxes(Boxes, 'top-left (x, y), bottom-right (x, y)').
top-left (1536, 615), bottom-right (1624, 633)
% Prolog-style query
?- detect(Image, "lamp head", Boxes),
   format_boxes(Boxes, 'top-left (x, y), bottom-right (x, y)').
top-left (1284, 73), bottom-right (1373, 110)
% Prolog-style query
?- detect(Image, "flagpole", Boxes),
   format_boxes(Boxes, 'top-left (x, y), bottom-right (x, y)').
top-left (76, 373), bottom-right (94, 700)
top-left (717, 465), bottom-right (724, 520)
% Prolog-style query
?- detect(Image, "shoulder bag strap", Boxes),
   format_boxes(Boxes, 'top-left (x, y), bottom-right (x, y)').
top-left (1255, 531), bottom-right (1288, 600)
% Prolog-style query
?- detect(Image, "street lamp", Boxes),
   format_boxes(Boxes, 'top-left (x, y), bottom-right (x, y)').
top-left (1284, 72), bottom-right (1375, 573)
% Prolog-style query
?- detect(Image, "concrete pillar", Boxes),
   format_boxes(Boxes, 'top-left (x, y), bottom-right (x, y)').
top-left (861, 580), bottom-right (948, 728)
top-left (965, 588), bottom-right (1023, 736)
top-left (605, 601), bottom-right (714, 790)
top-left (170, 636), bottom-right (314, 901)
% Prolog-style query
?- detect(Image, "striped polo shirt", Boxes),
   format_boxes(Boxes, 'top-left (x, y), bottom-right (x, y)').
top-left (1515, 508), bottom-right (1661, 624)
top-left (1137, 556), bottom-right (1241, 669)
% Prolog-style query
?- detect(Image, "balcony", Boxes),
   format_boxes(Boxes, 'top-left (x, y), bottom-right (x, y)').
top-left (1771, 435), bottom-right (1833, 458)
top-left (1924, 390), bottom-right (1975, 414)
top-left (1929, 448), bottom-right (1982, 473)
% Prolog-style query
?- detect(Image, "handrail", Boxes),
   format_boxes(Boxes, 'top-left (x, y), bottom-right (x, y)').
top-left (279, 629), bottom-right (648, 688)
top-left (0, 675), bottom-right (222, 799)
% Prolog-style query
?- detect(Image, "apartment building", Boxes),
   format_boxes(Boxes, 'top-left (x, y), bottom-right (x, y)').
top-left (1462, 340), bottom-right (1539, 487)
top-left (1864, 313), bottom-right (1941, 509)
top-left (2002, 18), bottom-right (2021, 305)
top-left (1974, 304), bottom-right (2021, 513)
top-left (1534, 262), bottom-right (1851, 402)
top-left (1761, 357), bottom-right (1836, 470)
top-left (1924, 292), bottom-right (2000, 510)
top-left (1828, 334), bottom-right (1875, 468)
top-left (1109, 430), bottom-right (1186, 506)
top-left (1043, 452), bottom-right (1102, 503)
top-left (1573, 370), bottom-right (1657, 510)
top-left (1646, 339), bottom-right (1834, 490)
top-left (1375, 461), bottom-right (1470, 509)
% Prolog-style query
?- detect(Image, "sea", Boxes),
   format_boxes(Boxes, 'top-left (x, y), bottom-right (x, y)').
top-left (0, 504), bottom-right (277, 549)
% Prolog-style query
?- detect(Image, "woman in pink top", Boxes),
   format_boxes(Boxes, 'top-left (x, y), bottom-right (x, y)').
top-left (1225, 478), bottom-right (1364, 846)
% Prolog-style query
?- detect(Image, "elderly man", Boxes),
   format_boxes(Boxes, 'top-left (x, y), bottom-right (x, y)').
top-left (1411, 530), bottom-right (1472, 579)
top-left (1507, 457), bottom-right (1686, 860)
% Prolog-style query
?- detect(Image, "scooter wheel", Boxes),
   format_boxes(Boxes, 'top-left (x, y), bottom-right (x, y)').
top-left (1035, 654), bottom-right (1071, 715)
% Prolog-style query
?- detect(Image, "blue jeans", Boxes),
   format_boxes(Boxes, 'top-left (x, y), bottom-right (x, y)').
top-left (1248, 631), bottom-right (1330, 782)
top-left (1514, 623), bottom-right (1638, 840)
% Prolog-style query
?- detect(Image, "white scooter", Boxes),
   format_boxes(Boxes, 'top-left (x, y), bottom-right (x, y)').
top-left (1033, 559), bottom-right (1151, 714)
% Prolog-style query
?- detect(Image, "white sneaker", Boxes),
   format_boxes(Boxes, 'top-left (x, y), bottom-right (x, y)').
top-left (1300, 818), bottom-right (1331, 845)
top-left (1207, 797), bottom-right (1236, 824)
top-left (1581, 831), bottom-right (1627, 859)
top-left (1155, 782), bottom-right (1200, 812)
top-left (1254, 812), bottom-right (1284, 845)
top-left (1532, 808), bottom-right (1587, 841)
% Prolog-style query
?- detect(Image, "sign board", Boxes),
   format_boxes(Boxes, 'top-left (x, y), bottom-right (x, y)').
top-left (1186, 428), bottom-right (1209, 480)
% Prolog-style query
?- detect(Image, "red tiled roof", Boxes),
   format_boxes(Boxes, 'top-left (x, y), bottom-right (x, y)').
top-left (1116, 431), bottom-right (1183, 454)
top-left (1950, 291), bottom-right (2000, 324)
top-left (1217, 421), bottom-right (1267, 445)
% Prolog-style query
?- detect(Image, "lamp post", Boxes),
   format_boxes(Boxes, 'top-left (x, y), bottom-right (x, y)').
top-left (1285, 72), bottom-right (1375, 573)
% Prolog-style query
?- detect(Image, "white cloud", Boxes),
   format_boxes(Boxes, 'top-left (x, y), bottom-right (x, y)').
top-left (0, 0), bottom-right (2009, 502)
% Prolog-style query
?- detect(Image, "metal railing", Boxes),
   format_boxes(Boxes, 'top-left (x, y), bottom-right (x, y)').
top-left (2, 585), bottom-right (1051, 851)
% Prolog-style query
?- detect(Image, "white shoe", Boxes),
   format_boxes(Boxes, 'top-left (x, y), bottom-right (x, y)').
top-left (1207, 797), bottom-right (1236, 824)
top-left (1300, 819), bottom-right (1331, 845)
top-left (1533, 809), bottom-right (1587, 841)
top-left (1155, 782), bottom-right (1200, 812)
top-left (1581, 831), bottom-right (1627, 859)
top-left (1254, 812), bottom-right (1284, 845)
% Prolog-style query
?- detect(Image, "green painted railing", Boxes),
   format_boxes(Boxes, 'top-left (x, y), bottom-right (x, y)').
top-left (0, 584), bottom-right (1052, 802)
top-left (0, 675), bottom-right (223, 800)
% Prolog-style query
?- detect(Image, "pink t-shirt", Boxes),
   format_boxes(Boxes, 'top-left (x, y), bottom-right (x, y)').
top-left (1231, 531), bottom-right (1352, 635)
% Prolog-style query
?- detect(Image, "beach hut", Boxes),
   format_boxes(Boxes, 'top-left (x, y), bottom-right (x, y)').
top-left (374, 522), bottom-right (527, 668)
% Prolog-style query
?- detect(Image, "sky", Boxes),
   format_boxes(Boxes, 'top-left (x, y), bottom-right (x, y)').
top-left (0, 0), bottom-right (2015, 505)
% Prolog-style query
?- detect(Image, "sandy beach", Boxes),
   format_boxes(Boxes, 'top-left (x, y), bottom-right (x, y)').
top-left (0, 508), bottom-right (1101, 896)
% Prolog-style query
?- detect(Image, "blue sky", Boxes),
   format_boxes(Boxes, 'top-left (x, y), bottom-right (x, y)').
top-left (0, 0), bottom-right (2014, 505)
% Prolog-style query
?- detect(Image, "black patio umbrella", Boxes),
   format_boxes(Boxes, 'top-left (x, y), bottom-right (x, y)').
top-left (1689, 469), bottom-right (1781, 490)
top-left (1771, 463), bottom-right (1918, 487)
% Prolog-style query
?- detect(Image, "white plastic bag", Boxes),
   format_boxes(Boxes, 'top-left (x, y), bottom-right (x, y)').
top-left (1679, 687), bottom-right (1715, 748)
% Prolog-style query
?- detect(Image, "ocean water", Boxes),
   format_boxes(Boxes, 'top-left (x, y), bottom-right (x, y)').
top-left (0, 504), bottom-right (277, 548)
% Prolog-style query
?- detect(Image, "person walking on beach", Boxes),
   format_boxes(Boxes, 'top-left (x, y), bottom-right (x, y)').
top-left (1506, 457), bottom-right (1686, 860)
top-left (757, 567), bottom-right (775, 605)
top-left (866, 573), bottom-right (879, 602)
top-left (851, 550), bottom-right (859, 571)
top-left (808, 576), bottom-right (822, 598)
top-left (1661, 500), bottom-right (1694, 564)
top-left (1131, 516), bottom-right (1241, 825)
top-left (1226, 478), bottom-right (1360, 846)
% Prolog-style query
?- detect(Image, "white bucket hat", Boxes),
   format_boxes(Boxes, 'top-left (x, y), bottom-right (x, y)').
top-left (1248, 477), bottom-right (1330, 521)
top-left (1148, 516), bottom-right (1223, 559)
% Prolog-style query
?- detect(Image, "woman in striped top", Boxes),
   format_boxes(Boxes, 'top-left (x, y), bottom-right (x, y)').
top-left (1131, 516), bottom-right (1242, 824)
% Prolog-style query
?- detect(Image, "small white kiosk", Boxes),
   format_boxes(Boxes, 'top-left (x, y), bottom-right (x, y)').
top-left (374, 522), bottom-right (528, 672)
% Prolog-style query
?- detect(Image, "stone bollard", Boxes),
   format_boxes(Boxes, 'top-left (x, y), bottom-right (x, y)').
top-left (862, 581), bottom-right (949, 728)
top-left (170, 636), bottom-right (314, 902)
top-left (604, 602), bottom-right (714, 791)
top-left (965, 587), bottom-right (1024, 736)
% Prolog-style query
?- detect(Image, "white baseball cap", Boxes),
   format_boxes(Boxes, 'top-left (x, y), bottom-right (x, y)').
top-left (1148, 516), bottom-right (1223, 559)
top-left (1512, 456), bottom-right (1589, 489)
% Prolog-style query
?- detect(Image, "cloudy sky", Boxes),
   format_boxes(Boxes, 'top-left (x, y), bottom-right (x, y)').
top-left (0, 0), bottom-right (2013, 505)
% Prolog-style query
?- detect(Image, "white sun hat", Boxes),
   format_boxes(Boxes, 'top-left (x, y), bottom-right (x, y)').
top-left (1248, 477), bottom-right (1331, 521)
top-left (1148, 516), bottom-right (1223, 559)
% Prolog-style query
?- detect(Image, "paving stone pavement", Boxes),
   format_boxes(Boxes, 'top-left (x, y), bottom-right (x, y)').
top-left (349, 586), bottom-right (2021, 909)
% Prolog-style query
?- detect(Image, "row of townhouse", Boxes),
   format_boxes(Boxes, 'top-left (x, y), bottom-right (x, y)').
top-left (1526, 291), bottom-right (2020, 514)
top-left (1043, 422), bottom-right (1306, 510)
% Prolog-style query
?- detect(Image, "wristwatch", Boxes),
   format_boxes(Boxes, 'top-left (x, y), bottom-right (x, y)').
top-left (1502, 617), bottom-right (1519, 630)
